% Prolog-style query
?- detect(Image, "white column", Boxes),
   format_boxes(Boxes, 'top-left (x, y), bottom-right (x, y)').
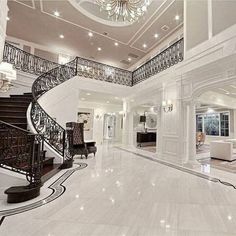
top-left (0, 0), bottom-right (8, 62)
top-left (122, 100), bottom-right (130, 145)
top-left (185, 100), bottom-right (199, 166)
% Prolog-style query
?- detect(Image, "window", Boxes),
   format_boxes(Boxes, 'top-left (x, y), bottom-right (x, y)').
top-left (220, 113), bottom-right (229, 136)
top-left (196, 112), bottom-right (229, 137)
top-left (204, 113), bottom-right (219, 136)
top-left (196, 116), bottom-right (203, 132)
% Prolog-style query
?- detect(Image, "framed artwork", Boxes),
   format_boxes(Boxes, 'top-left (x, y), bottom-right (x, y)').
top-left (78, 112), bottom-right (91, 131)
top-left (145, 113), bottom-right (157, 130)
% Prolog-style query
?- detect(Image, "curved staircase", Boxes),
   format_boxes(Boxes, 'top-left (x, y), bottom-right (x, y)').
top-left (0, 39), bottom-right (184, 203)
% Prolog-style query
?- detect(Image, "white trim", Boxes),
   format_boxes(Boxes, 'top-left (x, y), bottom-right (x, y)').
top-left (208, 0), bottom-right (213, 39)
top-left (14, 0), bottom-right (35, 9)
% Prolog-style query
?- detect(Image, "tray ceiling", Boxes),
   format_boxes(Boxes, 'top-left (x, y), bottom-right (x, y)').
top-left (7, 0), bottom-right (183, 69)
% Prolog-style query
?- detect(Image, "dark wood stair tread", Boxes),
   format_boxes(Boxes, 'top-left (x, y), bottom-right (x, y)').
top-left (0, 115), bottom-right (26, 118)
top-left (0, 104), bottom-right (29, 108)
top-left (41, 164), bottom-right (61, 183)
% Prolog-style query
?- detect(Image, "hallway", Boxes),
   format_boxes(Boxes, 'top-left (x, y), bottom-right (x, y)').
top-left (1, 146), bottom-right (236, 236)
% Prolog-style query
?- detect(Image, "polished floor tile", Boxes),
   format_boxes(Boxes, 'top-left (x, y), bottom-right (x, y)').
top-left (1, 144), bottom-right (236, 235)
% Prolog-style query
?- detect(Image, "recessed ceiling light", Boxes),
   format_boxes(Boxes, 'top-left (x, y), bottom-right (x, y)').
top-left (97, 47), bottom-right (102, 51)
top-left (53, 11), bottom-right (60, 17)
top-left (86, 93), bottom-right (91, 96)
top-left (6, 16), bottom-right (10, 21)
top-left (128, 58), bottom-right (131, 61)
top-left (59, 34), bottom-right (64, 39)
top-left (81, 98), bottom-right (85, 101)
top-left (154, 33), bottom-right (159, 38)
top-left (143, 44), bottom-right (147, 48)
top-left (106, 101), bottom-right (110, 104)
top-left (114, 97), bottom-right (119, 100)
top-left (88, 32), bottom-right (93, 37)
top-left (114, 42), bottom-right (119, 46)
top-left (175, 15), bottom-right (180, 20)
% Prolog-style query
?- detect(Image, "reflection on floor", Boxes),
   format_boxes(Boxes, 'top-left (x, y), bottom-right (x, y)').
top-left (137, 145), bottom-right (157, 153)
top-left (2, 145), bottom-right (236, 235)
top-left (198, 158), bottom-right (236, 174)
top-left (197, 144), bottom-right (236, 174)
top-left (196, 144), bottom-right (210, 155)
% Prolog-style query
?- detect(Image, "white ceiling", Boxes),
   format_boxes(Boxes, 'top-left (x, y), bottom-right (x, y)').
top-left (7, 0), bottom-right (183, 69)
top-left (79, 89), bottom-right (123, 105)
top-left (211, 84), bottom-right (236, 99)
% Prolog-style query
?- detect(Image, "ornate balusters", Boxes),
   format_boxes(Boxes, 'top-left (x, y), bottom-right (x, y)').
top-left (75, 56), bottom-right (132, 86)
top-left (3, 42), bottom-right (58, 76)
top-left (30, 59), bottom-right (77, 165)
top-left (0, 121), bottom-right (42, 186)
top-left (132, 38), bottom-right (184, 85)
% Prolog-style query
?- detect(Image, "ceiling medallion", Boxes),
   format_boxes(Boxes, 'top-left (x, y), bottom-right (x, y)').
top-left (96, 0), bottom-right (150, 23)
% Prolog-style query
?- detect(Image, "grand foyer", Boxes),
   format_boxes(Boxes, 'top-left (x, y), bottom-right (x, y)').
top-left (1, 0), bottom-right (236, 235)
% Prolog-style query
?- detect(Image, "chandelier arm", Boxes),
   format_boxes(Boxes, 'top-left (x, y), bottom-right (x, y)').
top-left (97, 0), bottom-right (149, 23)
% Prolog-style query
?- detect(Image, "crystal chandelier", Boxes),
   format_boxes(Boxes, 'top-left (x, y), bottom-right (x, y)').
top-left (96, 0), bottom-right (150, 23)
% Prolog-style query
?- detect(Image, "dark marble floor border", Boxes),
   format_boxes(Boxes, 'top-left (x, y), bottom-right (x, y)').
top-left (117, 147), bottom-right (236, 190)
top-left (0, 162), bottom-right (87, 226)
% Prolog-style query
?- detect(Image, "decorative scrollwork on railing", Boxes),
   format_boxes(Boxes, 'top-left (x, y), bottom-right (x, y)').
top-left (76, 57), bottom-right (133, 86)
top-left (2, 39), bottom-right (184, 169)
top-left (3, 42), bottom-right (58, 75)
top-left (31, 59), bottom-right (77, 162)
top-left (132, 38), bottom-right (184, 85)
top-left (0, 121), bottom-right (43, 186)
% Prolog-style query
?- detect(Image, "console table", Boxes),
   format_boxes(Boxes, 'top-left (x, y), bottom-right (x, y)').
top-left (137, 132), bottom-right (156, 147)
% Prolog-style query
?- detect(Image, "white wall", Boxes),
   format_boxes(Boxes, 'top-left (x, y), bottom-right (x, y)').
top-left (185, 0), bottom-right (209, 51)
top-left (212, 0), bottom-right (236, 36)
top-left (78, 101), bottom-right (123, 145)
top-left (77, 107), bottom-right (94, 140)
top-left (39, 77), bottom-right (79, 128)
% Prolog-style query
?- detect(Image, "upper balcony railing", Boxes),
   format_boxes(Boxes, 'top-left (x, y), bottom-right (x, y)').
top-left (76, 57), bottom-right (133, 86)
top-left (132, 38), bottom-right (184, 85)
top-left (2, 38), bottom-right (184, 87)
top-left (3, 42), bottom-right (58, 75)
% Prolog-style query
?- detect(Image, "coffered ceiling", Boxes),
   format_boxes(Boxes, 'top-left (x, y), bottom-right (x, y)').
top-left (6, 0), bottom-right (183, 69)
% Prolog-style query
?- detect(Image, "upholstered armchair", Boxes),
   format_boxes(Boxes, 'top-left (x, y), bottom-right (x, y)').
top-left (66, 122), bottom-right (97, 159)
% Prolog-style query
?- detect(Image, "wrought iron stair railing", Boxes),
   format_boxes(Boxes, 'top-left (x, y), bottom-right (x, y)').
top-left (3, 42), bottom-right (58, 75)
top-left (132, 38), bottom-right (184, 85)
top-left (76, 56), bottom-right (132, 86)
top-left (0, 120), bottom-right (43, 186)
top-left (2, 38), bottom-right (184, 87)
top-left (31, 60), bottom-right (77, 165)
top-left (1, 39), bottom-right (184, 164)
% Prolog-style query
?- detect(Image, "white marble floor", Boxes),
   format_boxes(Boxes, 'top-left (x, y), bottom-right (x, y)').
top-left (1, 145), bottom-right (236, 235)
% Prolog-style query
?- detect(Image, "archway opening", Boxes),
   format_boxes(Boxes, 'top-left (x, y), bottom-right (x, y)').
top-left (195, 82), bottom-right (236, 173)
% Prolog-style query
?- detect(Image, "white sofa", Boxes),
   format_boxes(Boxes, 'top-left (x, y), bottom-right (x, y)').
top-left (210, 141), bottom-right (236, 161)
top-left (226, 139), bottom-right (236, 148)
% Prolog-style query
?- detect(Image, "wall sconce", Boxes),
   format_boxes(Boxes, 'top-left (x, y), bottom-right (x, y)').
top-left (95, 114), bottom-right (102, 120)
top-left (162, 100), bottom-right (173, 112)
